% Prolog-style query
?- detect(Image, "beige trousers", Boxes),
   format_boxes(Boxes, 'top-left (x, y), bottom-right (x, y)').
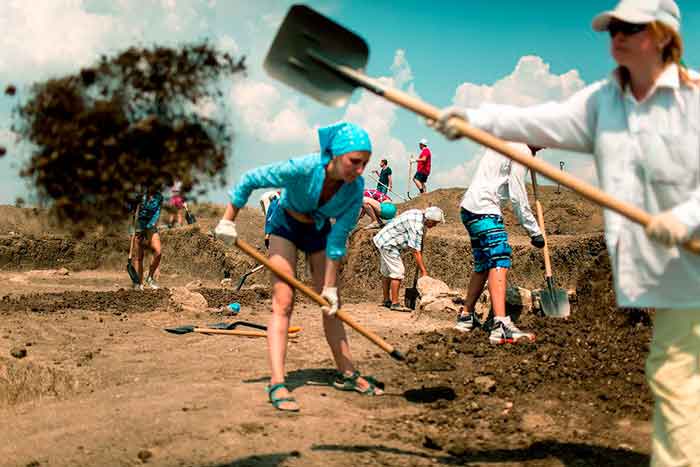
top-left (645, 308), bottom-right (700, 467)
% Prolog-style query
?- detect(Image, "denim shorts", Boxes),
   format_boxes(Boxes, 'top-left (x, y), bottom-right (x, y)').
top-left (460, 208), bottom-right (512, 273)
top-left (267, 205), bottom-right (331, 253)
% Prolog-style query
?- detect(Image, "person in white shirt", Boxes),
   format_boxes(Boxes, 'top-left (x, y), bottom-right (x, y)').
top-left (431, 1), bottom-right (700, 464)
top-left (456, 143), bottom-right (545, 344)
top-left (373, 207), bottom-right (444, 310)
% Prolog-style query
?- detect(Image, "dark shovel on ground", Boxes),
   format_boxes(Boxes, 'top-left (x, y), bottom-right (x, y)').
top-left (530, 170), bottom-right (570, 318)
top-left (236, 264), bottom-right (265, 291)
top-left (184, 203), bottom-right (196, 225)
top-left (165, 321), bottom-right (302, 336)
top-left (127, 234), bottom-right (140, 285)
top-left (264, 4), bottom-right (700, 255)
top-left (404, 265), bottom-right (420, 310)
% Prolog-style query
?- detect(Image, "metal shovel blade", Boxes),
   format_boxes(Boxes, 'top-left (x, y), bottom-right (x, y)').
top-left (540, 278), bottom-right (570, 318)
top-left (263, 4), bottom-right (368, 107)
top-left (126, 258), bottom-right (140, 285)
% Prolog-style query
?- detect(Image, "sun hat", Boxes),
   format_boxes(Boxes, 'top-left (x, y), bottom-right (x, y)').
top-left (379, 202), bottom-right (397, 220)
top-left (592, 0), bottom-right (680, 33)
top-left (418, 138), bottom-right (428, 146)
top-left (424, 206), bottom-right (444, 223)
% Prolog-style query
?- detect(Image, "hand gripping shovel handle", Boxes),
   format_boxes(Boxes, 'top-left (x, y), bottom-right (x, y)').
top-left (306, 51), bottom-right (700, 255)
top-left (234, 238), bottom-right (405, 361)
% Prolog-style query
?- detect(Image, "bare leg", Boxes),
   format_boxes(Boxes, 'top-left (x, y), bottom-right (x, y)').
top-left (390, 278), bottom-right (401, 304)
top-left (308, 250), bottom-right (382, 394)
top-left (147, 233), bottom-right (162, 279)
top-left (135, 236), bottom-right (145, 283)
top-left (266, 235), bottom-right (298, 410)
top-left (462, 270), bottom-right (488, 315)
top-left (487, 267), bottom-right (508, 318)
top-left (177, 208), bottom-right (184, 226)
top-left (382, 277), bottom-right (390, 302)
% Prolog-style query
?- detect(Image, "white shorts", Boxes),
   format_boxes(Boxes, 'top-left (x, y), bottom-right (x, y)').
top-left (378, 248), bottom-right (405, 279)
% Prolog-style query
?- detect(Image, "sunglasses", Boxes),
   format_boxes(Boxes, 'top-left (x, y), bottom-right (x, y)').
top-left (608, 21), bottom-right (648, 37)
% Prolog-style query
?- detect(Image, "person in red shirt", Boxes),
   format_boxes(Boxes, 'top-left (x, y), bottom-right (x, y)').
top-left (412, 138), bottom-right (431, 194)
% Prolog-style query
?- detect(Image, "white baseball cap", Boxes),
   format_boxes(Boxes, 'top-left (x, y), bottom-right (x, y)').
top-left (592, 0), bottom-right (680, 33)
top-left (419, 138), bottom-right (428, 146)
top-left (424, 206), bottom-right (444, 223)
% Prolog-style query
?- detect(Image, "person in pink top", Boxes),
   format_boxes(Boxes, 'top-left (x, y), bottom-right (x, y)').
top-left (412, 138), bottom-right (431, 194)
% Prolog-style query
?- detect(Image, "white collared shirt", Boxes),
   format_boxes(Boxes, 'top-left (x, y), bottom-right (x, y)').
top-left (461, 142), bottom-right (541, 238)
top-left (466, 64), bottom-right (700, 308)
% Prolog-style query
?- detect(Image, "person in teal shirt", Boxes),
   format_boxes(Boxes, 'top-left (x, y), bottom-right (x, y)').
top-left (215, 122), bottom-right (383, 411)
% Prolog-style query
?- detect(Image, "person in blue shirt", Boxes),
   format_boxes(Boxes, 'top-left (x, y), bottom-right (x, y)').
top-left (214, 122), bottom-right (383, 411)
top-left (134, 188), bottom-right (164, 290)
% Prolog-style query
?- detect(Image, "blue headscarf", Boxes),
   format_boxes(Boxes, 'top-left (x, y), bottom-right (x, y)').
top-left (318, 122), bottom-right (372, 163)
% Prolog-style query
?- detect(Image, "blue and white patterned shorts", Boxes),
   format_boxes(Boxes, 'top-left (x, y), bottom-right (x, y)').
top-left (460, 208), bottom-right (512, 273)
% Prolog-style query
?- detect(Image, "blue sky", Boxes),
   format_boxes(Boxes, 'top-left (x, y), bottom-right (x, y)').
top-left (1, 0), bottom-right (699, 205)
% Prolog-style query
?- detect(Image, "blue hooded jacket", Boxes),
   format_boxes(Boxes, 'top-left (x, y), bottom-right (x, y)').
top-left (229, 122), bottom-right (372, 260)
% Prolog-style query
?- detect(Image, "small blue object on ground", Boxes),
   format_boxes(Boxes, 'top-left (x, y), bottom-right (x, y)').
top-left (227, 302), bottom-right (241, 314)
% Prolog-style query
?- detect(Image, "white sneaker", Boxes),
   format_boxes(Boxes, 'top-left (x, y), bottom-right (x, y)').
top-left (145, 277), bottom-right (160, 289)
top-left (132, 283), bottom-right (143, 291)
top-left (489, 317), bottom-right (535, 345)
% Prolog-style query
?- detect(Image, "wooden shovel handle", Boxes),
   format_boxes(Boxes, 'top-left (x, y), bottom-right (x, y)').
top-left (530, 171), bottom-right (553, 279)
top-left (193, 328), bottom-right (299, 337)
top-left (378, 86), bottom-right (700, 255)
top-left (235, 239), bottom-right (404, 360)
top-left (194, 328), bottom-right (265, 337)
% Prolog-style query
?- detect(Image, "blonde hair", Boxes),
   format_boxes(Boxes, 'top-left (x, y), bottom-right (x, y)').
top-left (618, 21), bottom-right (695, 88)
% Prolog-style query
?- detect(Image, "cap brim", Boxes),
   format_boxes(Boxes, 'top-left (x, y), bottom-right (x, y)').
top-left (591, 9), bottom-right (655, 31)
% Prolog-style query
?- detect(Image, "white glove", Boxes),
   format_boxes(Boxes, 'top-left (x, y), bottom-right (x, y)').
top-left (320, 287), bottom-right (339, 316)
top-left (214, 219), bottom-right (238, 245)
top-left (645, 211), bottom-right (688, 247)
top-left (427, 106), bottom-right (468, 140)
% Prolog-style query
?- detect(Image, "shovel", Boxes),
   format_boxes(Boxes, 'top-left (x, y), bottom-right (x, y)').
top-left (184, 202), bottom-right (196, 225)
top-left (234, 238), bottom-right (406, 361)
top-left (127, 204), bottom-right (141, 285)
top-left (530, 170), bottom-right (570, 318)
top-left (236, 264), bottom-right (265, 291)
top-left (404, 265), bottom-right (420, 310)
top-left (264, 4), bottom-right (700, 255)
top-left (127, 234), bottom-right (140, 285)
top-left (165, 322), bottom-right (301, 336)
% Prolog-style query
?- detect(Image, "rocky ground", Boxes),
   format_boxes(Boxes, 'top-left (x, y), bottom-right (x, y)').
top-left (0, 187), bottom-right (653, 467)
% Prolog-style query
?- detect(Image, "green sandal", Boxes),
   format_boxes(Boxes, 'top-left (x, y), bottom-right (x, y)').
top-left (265, 383), bottom-right (300, 412)
top-left (333, 371), bottom-right (383, 396)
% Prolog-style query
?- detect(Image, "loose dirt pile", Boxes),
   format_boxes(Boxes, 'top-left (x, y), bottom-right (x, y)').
top-left (0, 289), bottom-right (171, 314)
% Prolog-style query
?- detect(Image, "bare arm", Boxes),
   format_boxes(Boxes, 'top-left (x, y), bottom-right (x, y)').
top-left (413, 249), bottom-right (428, 277)
top-left (324, 258), bottom-right (340, 288)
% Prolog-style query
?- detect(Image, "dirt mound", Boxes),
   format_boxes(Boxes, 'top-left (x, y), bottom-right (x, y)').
top-left (0, 289), bottom-right (170, 314)
top-left (396, 186), bottom-right (604, 234)
top-left (343, 227), bottom-right (606, 302)
top-left (195, 287), bottom-right (271, 308)
top-left (365, 245), bottom-right (652, 463)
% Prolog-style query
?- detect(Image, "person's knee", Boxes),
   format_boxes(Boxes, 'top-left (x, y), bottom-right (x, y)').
top-left (272, 296), bottom-right (294, 317)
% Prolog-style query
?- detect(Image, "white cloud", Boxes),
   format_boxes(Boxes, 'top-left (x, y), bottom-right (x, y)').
top-left (342, 49), bottom-right (417, 167)
top-left (431, 151), bottom-right (482, 188)
top-left (453, 55), bottom-right (585, 108)
top-left (229, 80), bottom-right (315, 146)
top-left (441, 55), bottom-right (596, 189)
top-left (0, 0), bottom-right (214, 83)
